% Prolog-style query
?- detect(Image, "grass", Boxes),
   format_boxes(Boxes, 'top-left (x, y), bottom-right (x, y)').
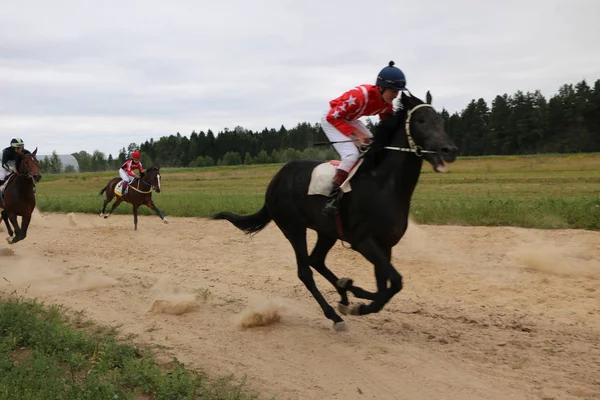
top-left (0, 288), bottom-right (261, 400)
top-left (34, 153), bottom-right (600, 230)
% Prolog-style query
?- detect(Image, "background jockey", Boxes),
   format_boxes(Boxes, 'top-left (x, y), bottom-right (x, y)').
top-left (0, 138), bottom-right (31, 193)
top-left (320, 60), bottom-right (407, 215)
top-left (119, 150), bottom-right (144, 195)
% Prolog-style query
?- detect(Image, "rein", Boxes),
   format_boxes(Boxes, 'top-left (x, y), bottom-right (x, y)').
top-left (315, 103), bottom-right (438, 157)
top-left (127, 173), bottom-right (156, 194)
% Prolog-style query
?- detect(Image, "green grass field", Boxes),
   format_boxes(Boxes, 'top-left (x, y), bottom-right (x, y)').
top-left (34, 153), bottom-right (600, 230)
top-left (0, 292), bottom-right (260, 400)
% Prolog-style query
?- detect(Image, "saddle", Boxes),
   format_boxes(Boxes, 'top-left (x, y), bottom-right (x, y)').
top-left (0, 173), bottom-right (16, 193)
top-left (114, 177), bottom-right (139, 197)
top-left (307, 159), bottom-right (363, 197)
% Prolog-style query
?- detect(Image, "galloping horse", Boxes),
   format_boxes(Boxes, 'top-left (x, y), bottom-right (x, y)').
top-left (213, 91), bottom-right (459, 331)
top-left (98, 166), bottom-right (168, 230)
top-left (0, 149), bottom-right (42, 244)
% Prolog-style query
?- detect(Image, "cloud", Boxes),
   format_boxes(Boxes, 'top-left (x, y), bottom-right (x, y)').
top-left (1, 0), bottom-right (599, 156)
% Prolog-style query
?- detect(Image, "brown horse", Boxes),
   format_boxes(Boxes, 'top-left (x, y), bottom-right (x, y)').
top-left (0, 148), bottom-right (42, 244)
top-left (98, 166), bottom-right (168, 230)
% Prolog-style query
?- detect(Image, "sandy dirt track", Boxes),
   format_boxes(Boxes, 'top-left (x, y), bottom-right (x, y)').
top-left (1, 211), bottom-right (599, 400)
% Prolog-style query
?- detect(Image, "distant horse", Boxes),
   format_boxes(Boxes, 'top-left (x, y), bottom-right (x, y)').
top-left (98, 166), bottom-right (168, 230)
top-left (213, 91), bottom-right (459, 331)
top-left (1, 149), bottom-right (42, 244)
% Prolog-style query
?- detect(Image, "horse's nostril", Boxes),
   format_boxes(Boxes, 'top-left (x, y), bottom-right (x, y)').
top-left (441, 146), bottom-right (459, 156)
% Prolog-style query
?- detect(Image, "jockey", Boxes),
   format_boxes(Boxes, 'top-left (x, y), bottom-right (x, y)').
top-left (321, 61), bottom-right (407, 215)
top-left (118, 150), bottom-right (144, 195)
top-left (0, 138), bottom-right (30, 193)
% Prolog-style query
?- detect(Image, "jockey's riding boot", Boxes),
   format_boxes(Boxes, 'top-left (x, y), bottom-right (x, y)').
top-left (322, 169), bottom-right (349, 216)
top-left (122, 182), bottom-right (128, 196)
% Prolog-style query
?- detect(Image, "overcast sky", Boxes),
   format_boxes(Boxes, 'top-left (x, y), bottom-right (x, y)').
top-left (1, 0), bottom-right (599, 157)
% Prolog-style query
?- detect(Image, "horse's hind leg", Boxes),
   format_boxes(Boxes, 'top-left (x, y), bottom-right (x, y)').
top-left (279, 224), bottom-right (347, 331)
top-left (100, 189), bottom-right (114, 217)
top-left (309, 233), bottom-right (351, 309)
top-left (1, 210), bottom-right (13, 237)
top-left (100, 197), bottom-right (111, 217)
top-left (104, 198), bottom-right (123, 219)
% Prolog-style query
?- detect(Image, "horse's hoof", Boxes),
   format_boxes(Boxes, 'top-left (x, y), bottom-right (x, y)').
top-left (349, 303), bottom-right (364, 316)
top-left (337, 277), bottom-right (353, 289)
top-left (98, 213), bottom-right (104, 218)
top-left (103, 215), bottom-right (108, 219)
top-left (333, 321), bottom-right (348, 332)
top-left (163, 219), bottom-right (169, 224)
top-left (6, 237), bottom-right (12, 244)
top-left (338, 302), bottom-right (350, 315)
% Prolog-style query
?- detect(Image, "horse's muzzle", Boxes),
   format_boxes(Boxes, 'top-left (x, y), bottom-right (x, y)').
top-left (439, 145), bottom-right (459, 163)
top-left (33, 175), bottom-right (42, 182)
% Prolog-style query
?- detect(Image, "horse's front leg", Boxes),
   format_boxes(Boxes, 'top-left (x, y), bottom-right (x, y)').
top-left (146, 200), bottom-right (168, 224)
top-left (337, 245), bottom-right (391, 313)
top-left (6, 213), bottom-right (22, 244)
top-left (17, 212), bottom-right (32, 241)
top-left (133, 205), bottom-right (139, 231)
top-left (346, 238), bottom-right (402, 316)
top-left (1, 210), bottom-right (13, 237)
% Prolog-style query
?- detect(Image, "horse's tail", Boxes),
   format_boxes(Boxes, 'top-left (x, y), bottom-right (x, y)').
top-left (212, 205), bottom-right (271, 235)
top-left (98, 186), bottom-right (107, 196)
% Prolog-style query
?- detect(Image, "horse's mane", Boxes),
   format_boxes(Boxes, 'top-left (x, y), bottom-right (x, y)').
top-left (358, 97), bottom-right (410, 173)
top-left (140, 165), bottom-right (160, 178)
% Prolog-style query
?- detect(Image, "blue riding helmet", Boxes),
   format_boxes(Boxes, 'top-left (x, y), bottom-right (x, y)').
top-left (376, 61), bottom-right (407, 90)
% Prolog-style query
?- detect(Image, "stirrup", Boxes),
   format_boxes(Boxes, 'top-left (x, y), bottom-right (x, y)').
top-left (322, 188), bottom-right (342, 216)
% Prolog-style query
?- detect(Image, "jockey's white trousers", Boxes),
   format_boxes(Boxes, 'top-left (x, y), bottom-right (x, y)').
top-left (0, 167), bottom-right (10, 182)
top-left (119, 168), bottom-right (135, 183)
top-left (321, 109), bottom-right (372, 172)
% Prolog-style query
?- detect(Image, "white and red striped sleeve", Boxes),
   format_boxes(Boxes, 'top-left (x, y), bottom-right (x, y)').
top-left (325, 86), bottom-right (368, 136)
top-left (123, 160), bottom-right (135, 176)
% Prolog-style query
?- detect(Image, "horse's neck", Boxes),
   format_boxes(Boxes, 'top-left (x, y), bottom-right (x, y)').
top-left (375, 130), bottom-right (423, 193)
top-left (13, 175), bottom-right (34, 194)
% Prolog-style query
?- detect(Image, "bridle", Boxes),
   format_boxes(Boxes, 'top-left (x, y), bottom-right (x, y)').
top-left (383, 103), bottom-right (438, 157)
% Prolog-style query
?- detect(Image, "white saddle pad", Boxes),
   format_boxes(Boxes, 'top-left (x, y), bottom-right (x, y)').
top-left (307, 159), bottom-right (363, 196)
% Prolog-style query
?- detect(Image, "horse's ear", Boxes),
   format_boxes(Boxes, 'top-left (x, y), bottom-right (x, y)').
top-left (426, 91), bottom-right (432, 104)
top-left (33, 147), bottom-right (38, 155)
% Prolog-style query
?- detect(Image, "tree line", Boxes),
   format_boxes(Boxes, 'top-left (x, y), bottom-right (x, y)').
top-left (40, 78), bottom-right (599, 173)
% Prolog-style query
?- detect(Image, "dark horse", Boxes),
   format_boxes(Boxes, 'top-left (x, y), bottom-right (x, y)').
top-left (213, 91), bottom-right (459, 331)
top-left (1, 148), bottom-right (42, 244)
top-left (98, 166), bottom-right (168, 230)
